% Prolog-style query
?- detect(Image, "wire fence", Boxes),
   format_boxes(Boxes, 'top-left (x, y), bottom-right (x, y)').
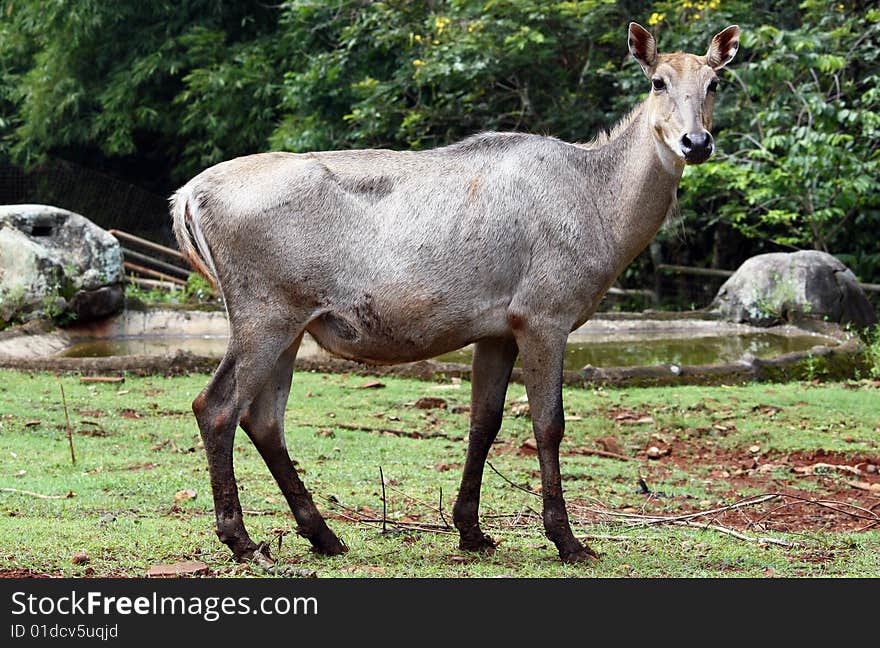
top-left (0, 160), bottom-right (172, 245)
top-left (599, 275), bottom-right (727, 311)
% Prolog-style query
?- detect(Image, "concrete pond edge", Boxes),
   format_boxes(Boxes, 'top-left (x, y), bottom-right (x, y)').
top-left (0, 314), bottom-right (869, 387)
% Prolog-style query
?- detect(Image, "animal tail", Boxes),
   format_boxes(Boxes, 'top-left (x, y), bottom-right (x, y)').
top-left (170, 186), bottom-right (221, 294)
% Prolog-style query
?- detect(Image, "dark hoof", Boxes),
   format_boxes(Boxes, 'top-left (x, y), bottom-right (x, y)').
top-left (310, 535), bottom-right (348, 556)
top-left (459, 533), bottom-right (498, 554)
top-left (311, 540), bottom-right (348, 556)
top-left (297, 525), bottom-right (348, 556)
top-left (238, 541), bottom-right (274, 569)
top-left (559, 545), bottom-right (599, 564)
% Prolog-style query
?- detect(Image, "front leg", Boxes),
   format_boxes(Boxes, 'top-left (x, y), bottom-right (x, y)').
top-left (513, 316), bottom-right (598, 564)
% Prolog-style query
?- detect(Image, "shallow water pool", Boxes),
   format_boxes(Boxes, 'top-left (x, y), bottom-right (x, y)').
top-left (59, 327), bottom-right (832, 370)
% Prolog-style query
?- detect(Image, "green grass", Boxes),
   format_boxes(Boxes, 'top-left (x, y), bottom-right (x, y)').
top-left (0, 369), bottom-right (877, 577)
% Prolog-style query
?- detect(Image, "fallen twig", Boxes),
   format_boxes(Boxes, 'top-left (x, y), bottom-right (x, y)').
top-left (569, 447), bottom-right (632, 462)
top-left (298, 420), bottom-right (462, 441)
top-left (572, 491), bottom-right (879, 544)
top-left (571, 495), bottom-right (795, 547)
top-left (328, 508), bottom-right (377, 527)
top-left (60, 383), bottom-right (76, 465)
top-left (748, 492), bottom-right (880, 527)
top-left (570, 494), bottom-right (780, 526)
top-left (482, 512), bottom-right (540, 519)
top-left (1, 488), bottom-right (74, 500)
top-left (359, 518), bottom-right (457, 534)
top-left (384, 482), bottom-right (452, 529)
top-left (438, 487), bottom-right (451, 529)
top-left (79, 376), bottom-right (125, 384)
top-left (674, 520), bottom-right (796, 547)
top-left (486, 460), bottom-right (541, 498)
top-left (379, 466), bottom-right (387, 534)
top-left (794, 462), bottom-right (863, 476)
top-left (854, 520), bottom-right (880, 533)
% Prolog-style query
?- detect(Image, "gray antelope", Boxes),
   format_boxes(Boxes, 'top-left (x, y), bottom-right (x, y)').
top-left (171, 22), bottom-right (740, 565)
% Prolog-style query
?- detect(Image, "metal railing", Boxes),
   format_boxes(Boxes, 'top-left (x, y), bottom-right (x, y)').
top-left (657, 263), bottom-right (880, 293)
top-left (109, 229), bottom-right (190, 290)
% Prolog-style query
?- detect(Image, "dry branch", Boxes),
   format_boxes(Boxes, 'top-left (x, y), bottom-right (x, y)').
top-left (486, 460), bottom-right (541, 498)
top-left (359, 518), bottom-right (457, 534)
top-left (587, 494), bottom-right (781, 526)
top-left (60, 383), bottom-right (76, 465)
top-left (569, 447), bottom-right (632, 461)
top-left (379, 466), bottom-right (387, 534)
top-left (298, 420), bottom-right (461, 441)
top-left (384, 482), bottom-right (452, 529)
top-left (674, 520), bottom-right (795, 547)
top-left (1, 488), bottom-right (73, 500)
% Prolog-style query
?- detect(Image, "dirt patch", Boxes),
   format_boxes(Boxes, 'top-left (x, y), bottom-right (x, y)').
top-left (0, 568), bottom-right (59, 578)
top-left (635, 440), bottom-right (880, 533)
top-left (484, 420), bottom-right (878, 536)
top-left (0, 567), bottom-right (132, 578)
top-left (659, 486), bottom-right (880, 534)
top-left (492, 430), bottom-right (880, 534)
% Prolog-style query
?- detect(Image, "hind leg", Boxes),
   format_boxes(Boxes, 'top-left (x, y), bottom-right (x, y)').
top-left (240, 335), bottom-right (346, 556)
top-left (453, 337), bottom-right (518, 552)
top-left (193, 316), bottom-right (300, 562)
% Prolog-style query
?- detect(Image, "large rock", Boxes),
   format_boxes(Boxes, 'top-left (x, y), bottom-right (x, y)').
top-left (711, 250), bottom-right (876, 327)
top-left (0, 205), bottom-right (124, 326)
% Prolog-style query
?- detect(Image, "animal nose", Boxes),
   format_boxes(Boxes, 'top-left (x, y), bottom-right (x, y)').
top-left (681, 131), bottom-right (715, 164)
top-left (680, 131), bottom-right (714, 163)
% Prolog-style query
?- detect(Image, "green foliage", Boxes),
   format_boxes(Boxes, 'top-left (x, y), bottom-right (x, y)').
top-left (123, 282), bottom-right (180, 306)
top-left (0, 281), bottom-right (77, 329)
top-left (1, 1), bottom-right (878, 284)
top-left (0, 1), bottom-right (279, 177)
top-left (655, 1), bottom-right (880, 281)
top-left (123, 272), bottom-right (217, 307)
top-left (0, 285), bottom-right (26, 329)
top-left (184, 272), bottom-right (214, 302)
top-left (269, 0), bottom-right (622, 152)
top-left (865, 325), bottom-right (880, 379)
top-left (40, 281), bottom-right (78, 326)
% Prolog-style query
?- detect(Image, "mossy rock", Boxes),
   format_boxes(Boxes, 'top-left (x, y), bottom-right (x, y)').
top-left (0, 204), bottom-right (124, 325)
top-left (711, 250), bottom-right (876, 328)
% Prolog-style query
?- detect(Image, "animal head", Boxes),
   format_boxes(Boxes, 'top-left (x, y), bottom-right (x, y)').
top-left (628, 22), bottom-right (740, 166)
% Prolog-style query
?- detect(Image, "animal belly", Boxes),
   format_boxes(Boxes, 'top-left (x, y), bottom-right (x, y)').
top-left (307, 310), bottom-right (467, 365)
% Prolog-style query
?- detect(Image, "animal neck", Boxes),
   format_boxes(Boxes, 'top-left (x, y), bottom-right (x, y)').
top-left (588, 103), bottom-right (684, 274)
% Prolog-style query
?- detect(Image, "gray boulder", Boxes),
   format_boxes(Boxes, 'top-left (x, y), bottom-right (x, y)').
top-left (711, 250), bottom-right (876, 328)
top-left (0, 205), bottom-right (124, 326)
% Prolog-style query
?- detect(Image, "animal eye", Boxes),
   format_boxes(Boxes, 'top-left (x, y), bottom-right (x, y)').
top-left (652, 77), bottom-right (666, 92)
top-left (707, 79), bottom-right (719, 93)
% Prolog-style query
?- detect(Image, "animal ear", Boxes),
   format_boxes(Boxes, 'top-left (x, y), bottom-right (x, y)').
top-left (628, 22), bottom-right (657, 77)
top-left (706, 25), bottom-right (740, 69)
